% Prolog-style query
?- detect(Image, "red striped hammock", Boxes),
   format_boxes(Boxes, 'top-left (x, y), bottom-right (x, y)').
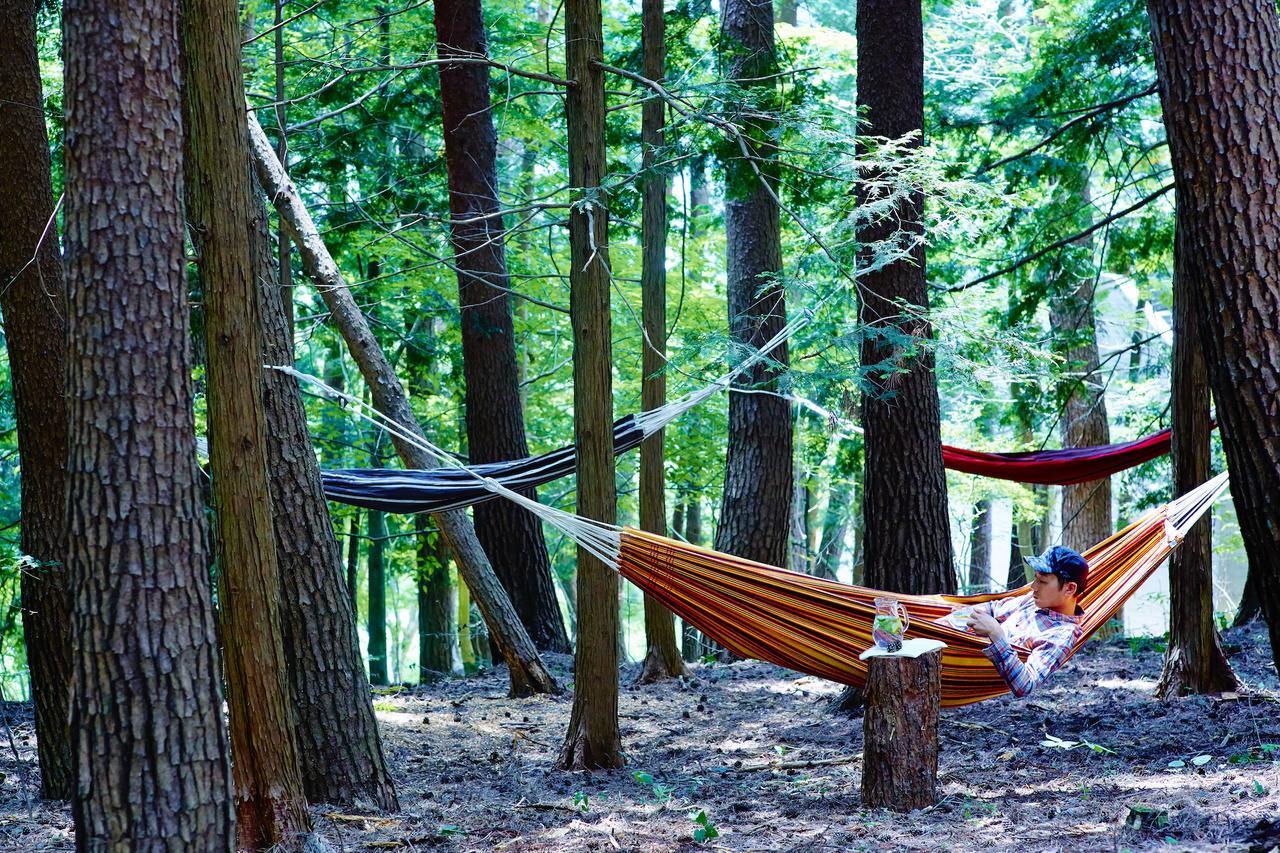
top-left (941, 429), bottom-right (1174, 485)
top-left (616, 474), bottom-right (1228, 707)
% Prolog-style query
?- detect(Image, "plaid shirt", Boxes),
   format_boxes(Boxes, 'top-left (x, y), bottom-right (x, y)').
top-left (973, 593), bottom-right (1083, 697)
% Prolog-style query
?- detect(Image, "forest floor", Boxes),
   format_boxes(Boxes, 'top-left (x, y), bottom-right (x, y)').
top-left (1, 621), bottom-right (1277, 851)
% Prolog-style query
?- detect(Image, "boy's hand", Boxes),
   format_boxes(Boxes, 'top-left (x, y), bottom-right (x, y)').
top-left (968, 610), bottom-right (1005, 644)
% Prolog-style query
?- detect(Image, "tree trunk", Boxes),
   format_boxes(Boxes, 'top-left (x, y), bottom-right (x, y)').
top-left (1007, 526), bottom-right (1025, 590)
top-left (679, 498), bottom-right (705, 662)
top-left (856, 0), bottom-right (954, 596)
top-left (251, 181), bottom-right (398, 808)
top-left (1155, 206), bottom-right (1239, 698)
top-left (715, 0), bottom-right (792, 572)
top-left (0, 0), bottom-right (73, 800)
top-left (63, 0), bottom-right (234, 841)
top-left (367, 473), bottom-right (390, 687)
top-left (636, 0), bottom-right (688, 685)
top-left (967, 499), bottom-right (992, 593)
top-left (433, 0), bottom-right (568, 654)
top-left (182, 0), bottom-right (312, 843)
top-left (860, 650), bottom-right (941, 811)
top-left (1146, 0), bottom-right (1280, 674)
top-left (1234, 571), bottom-right (1262, 627)
top-left (558, 0), bottom-right (622, 770)
top-left (347, 510), bottom-right (361, 615)
top-left (418, 518), bottom-right (454, 682)
top-left (248, 112), bottom-right (559, 698)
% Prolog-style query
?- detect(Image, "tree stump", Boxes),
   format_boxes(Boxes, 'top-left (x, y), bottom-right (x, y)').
top-left (861, 649), bottom-right (941, 811)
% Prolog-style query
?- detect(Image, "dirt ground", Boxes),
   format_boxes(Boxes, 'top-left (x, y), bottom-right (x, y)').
top-left (1, 621), bottom-right (1277, 851)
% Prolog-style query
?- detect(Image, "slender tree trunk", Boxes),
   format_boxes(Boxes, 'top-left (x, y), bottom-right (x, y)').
top-left (458, 578), bottom-right (477, 673)
top-left (715, 0), bottom-right (792, 571)
top-left (636, 0), bottom-right (687, 685)
top-left (815, 441), bottom-right (857, 581)
top-left (0, 0), bottom-right (73, 800)
top-left (856, 0), bottom-right (954, 596)
top-left (252, 183), bottom-right (397, 807)
top-left (559, 0), bottom-right (622, 769)
top-left (433, 0), bottom-right (568, 653)
top-left (367, 471), bottom-right (389, 686)
top-left (418, 519), bottom-right (454, 682)
top-left (679, 498), bottom-right (705, 661)
top-left (182, 0), bottom-right (312, 843)
top-left (967, 500), bottom-right (992, 593)
top-left (1147, 0), bottom-right (1280, 673)
top-left (347, 510), bottom-right (361, 615)
top-left (1155, 208), bottom-right (1239, 698)
top-left (63, 0), bottom-right (234, 842)
top-left (249, 112), bottom-right (559, 697)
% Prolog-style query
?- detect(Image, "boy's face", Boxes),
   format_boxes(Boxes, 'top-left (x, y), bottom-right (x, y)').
top-left (1031, 571), bottom-right (1076, 609)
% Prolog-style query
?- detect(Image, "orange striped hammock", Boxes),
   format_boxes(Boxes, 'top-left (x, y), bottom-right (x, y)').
top-left (616, 474), bottom-right (1230, 707)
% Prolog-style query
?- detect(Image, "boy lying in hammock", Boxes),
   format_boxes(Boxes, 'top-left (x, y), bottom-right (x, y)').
top-left (941, 546), bottom-right (1088, 697)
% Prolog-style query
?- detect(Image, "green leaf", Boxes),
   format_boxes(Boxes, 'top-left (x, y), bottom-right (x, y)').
top-left (1190, 754), bottom-right (1212, 767)
top-left (1166, 759), bottom-right (1185, 769)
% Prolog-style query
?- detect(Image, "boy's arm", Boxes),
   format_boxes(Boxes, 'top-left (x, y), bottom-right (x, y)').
top-left (982, 630), bottom-right (1074, 697)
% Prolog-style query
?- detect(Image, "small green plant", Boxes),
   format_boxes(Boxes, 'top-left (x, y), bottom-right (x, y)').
top-left (700, 652), bottom-right (720, 665)
top-left (372, 700), bottom-right (397, 713)
top-left (691, 809), bottom-right (719, 843)
top-left (572, 791), bottom-right (589, 813)
top-left (633, 771), bottom-right (674, 803)
top-left (437, 825), bottom-right (464, 837)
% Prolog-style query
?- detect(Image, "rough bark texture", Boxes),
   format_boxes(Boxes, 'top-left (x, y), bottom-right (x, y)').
top-left (252, 183), bottom-right (397, 808)
top-left (636, 0), bottom-right (688, 685)
top-left (715, 0), bottom-right (792, 572)
top-left (433, 0), bottom-right (567, 654)
top-left (183, 0), bottom-right (312, 843)
top-left (1049, 275), bottom-right (1113, 555)
top-left (559, 0), bottom-right (622, 770)
top-left (0, 0), bottom-right (73, 801)
top-left (63, 0), bottom-right (234, 843)
top-left (248, 112), bottom-right (559, 698)
top-left (856, 0), bottom-right (954, 596)
top-left (1234, 571), bottom-right (1261, 627)
top-left (1146, 0), bottom-right (1280, 674)
top-left (1155, 207), bottom-right (1239, 698)
top-left (860, 650), bottom-right (941, 811)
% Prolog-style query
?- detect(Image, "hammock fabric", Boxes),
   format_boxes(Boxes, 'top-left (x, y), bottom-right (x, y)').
top-left (616, 474), bottom-right (1227, 707)
top-left (321, 417), bottom-right (1173, 514)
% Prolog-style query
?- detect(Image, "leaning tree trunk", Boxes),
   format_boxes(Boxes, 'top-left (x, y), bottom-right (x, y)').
top-left (63, 0), bottom-right (234, 842)
top-left (433, 0), bottom-right (568, 653)
top-left (856, 0), bottom-right (954, 596)
top-left (251, 183), bottom-right (398, 808)
top-left (559, 0), bottom-right (622, 770)
top-left (1146, 0), bottom-right (1280, 674)
top-left (0, 0), bottom-right (73, 800)
top-left (1156, 209), bottom-right (1239, 698)
top-left (714, 0), bottom-right (792, 571)
top-left (183, 0), bottom-right (312, 843)
top-left (635, 0), bottom-right (687, 685)
top-left (248, 112), bottom-right (559, 698)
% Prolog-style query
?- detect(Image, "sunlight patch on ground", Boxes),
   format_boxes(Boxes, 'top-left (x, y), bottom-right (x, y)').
top-left (1094, 676), bottom-right (1157, 692)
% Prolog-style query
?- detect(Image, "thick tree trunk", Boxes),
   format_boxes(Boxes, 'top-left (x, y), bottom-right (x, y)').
top-left (249, 112), bottom-right (559, 698)
top-left (0, 0), bottom-right (73, 800)
top-left (860, 651), bottom-right (941, 811)
top-left (1147, 0), bottom-right (1280, 673)
top-left (63, 0), bottom-right (234, 842)
top-left (856, 0), bottom-right (954, 596)
top-left (433, 0), bottom-right (568, 654)
top-left (715, 0), bottom-right (792, 572)
top-left (636, 0), bottom-right (688, 685)
top-left (967, 499), bottom-right (992, 593)
top-left (558, 0), bottom-right (622, 769)
top-left (1155, 208), bottom-right (1239, 698)
top-left (418, 519), bottom-right (454, 682)
top-left (183, 0), bottom-right (312, 843)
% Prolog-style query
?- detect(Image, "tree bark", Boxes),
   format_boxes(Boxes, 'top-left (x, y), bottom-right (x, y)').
top-left (1146, 0), bottom-right (1280, 674)
top-left (856, 0), bottom-right (954, 596)
top-left (967, 499), bottom-right (992, 593)
top-left (63, 0), bottom-right (234, 842)
top-left (636, 0), bottom-right (688, 685)
top-left (248, 112), bottom-right (559, 698)
top-left (433, 0), bottom-right (568, 654)
top-left (860, 650), bottom-right (941, 811)
top-left (183, 0), bottom-right (312, 843)
top-left (251, 180), bottom-right (398, 808)
top-left (558, 0), bottom-right (622, 769)
top-left (347, 510), bottom-right (361, 616)
top-left (0, 0), bottom-right (73, 800)
top-left (1155, 205), bottom-right (1239, 698)
top-left (367, 472), bottom-right (390, 687)
top-left (418, 519), bottom-right (454, 682)
top-left (715, 0), bottom-right (792, 572)
top-left (1234, 571), bottom-right (1261, 627)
